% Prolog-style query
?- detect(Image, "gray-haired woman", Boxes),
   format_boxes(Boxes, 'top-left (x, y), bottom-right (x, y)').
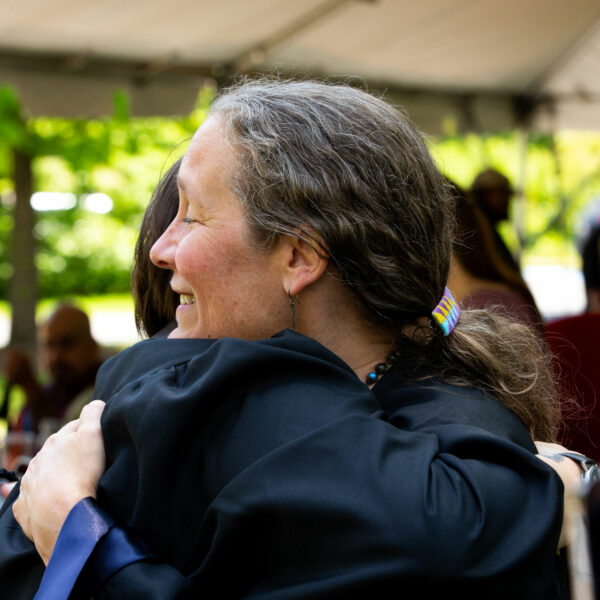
top-left (1, 79), bottom-right (574, 599)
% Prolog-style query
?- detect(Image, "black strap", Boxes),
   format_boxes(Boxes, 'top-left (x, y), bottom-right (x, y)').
top-left (0, 467), bottom-right (18, 482)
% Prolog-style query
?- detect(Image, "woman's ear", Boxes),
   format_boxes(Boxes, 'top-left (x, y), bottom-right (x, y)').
top-left (280, 235), bottom-right (329, 296)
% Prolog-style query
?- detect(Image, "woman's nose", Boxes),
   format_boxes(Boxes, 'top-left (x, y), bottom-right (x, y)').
top-left (150, 224), bottom-right (177, 270)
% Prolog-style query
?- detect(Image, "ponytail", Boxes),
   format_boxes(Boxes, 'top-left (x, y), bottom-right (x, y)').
top-left (393, 308), bottom-right (559, 441)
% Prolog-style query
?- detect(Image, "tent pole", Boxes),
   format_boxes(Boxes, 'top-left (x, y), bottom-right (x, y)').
top-left (513, 127), bottom-right (529, 265)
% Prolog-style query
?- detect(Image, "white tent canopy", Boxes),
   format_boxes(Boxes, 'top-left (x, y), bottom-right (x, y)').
top-left (1, 0), bottom-right (600, 132)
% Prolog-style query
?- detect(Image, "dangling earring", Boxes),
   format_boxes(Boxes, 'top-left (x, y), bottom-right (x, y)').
top-left (288, 289), bottom-right (300, 330)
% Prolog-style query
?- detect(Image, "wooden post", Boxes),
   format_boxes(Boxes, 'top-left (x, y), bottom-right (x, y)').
top-left (8, 148), bottom-right (37, 359)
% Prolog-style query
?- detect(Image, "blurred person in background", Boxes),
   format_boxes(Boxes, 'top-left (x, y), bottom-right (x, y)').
top-left (1, 303), bottom-right (103, 432)
top-left (582, 224), bottom-right (600, 313)
top-left (471, 168), bottom-right (513, 225)
top-left (470, 168), bottom-right (522, 273)
top-left (547, 223), bottom-right (600, 461)
top-left (447, 180), bottom-right (543, 333)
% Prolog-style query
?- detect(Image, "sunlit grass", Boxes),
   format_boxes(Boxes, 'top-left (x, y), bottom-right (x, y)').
top-left (0, 293), bottom-right (134, 321)
top-left (0, 294), bottom-right (137, 349)
top-left (37, 294), bottom-right (134, 320)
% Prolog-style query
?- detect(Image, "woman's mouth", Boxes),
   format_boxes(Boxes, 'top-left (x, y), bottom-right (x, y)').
top-left (180, 294), bottom-right (195, 305)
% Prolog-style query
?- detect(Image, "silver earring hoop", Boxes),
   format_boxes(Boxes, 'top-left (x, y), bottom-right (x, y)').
top-left (288, 289), bottom-right (300, 330)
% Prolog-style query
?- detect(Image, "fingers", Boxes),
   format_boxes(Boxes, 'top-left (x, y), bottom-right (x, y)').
top-left (77, 400), bottom-right (105, 436)
top-left (43, 400), bottom-right (104, 444)
top-left (57, 419), bottom-right (80, 435)
top-left (10, 402), bottom-right (107, 565)
top-left (12, 496), bottom-right (20, 523)
top-left (42, 419), bottom-right (80, 449)
top-left (79, 400), bottom-right (105, 423)
top-left (12, 496), bottom-right (33, 542)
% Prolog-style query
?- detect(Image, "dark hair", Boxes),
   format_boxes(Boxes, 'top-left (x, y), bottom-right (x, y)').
top-left (210, 78), bottom-right (558, 440)
top-left (132, 159), bottom-right (181, 337)
top-left (470, 168), bottom-right (513, 197)
top-left (583, 225), bottom-right (600, 291)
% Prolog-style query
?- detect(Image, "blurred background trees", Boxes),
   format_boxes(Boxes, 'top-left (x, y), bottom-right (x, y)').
top-left (0, 85), bottom-right (213, 303)
top-left (432, 130), bottom-right (600, 263)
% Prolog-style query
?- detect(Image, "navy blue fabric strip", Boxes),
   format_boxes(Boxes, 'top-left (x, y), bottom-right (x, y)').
top-left (33, 497), bottom-right (153, 600)
top-left (34, 497), bottom-right (113, 600)
top-left (85, 515), bottom-right (155, 593)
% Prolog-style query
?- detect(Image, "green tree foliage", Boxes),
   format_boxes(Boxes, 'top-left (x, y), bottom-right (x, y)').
top-left (0, 85), bottom-right (214, 299)
top-left (431, 131), bottom-right (600, 265)
top-left (1, 83), bottom-right (600, 302)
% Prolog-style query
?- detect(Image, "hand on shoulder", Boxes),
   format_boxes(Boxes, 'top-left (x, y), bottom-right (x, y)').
top-left (536, 441), bottom-right (594, 549)
top-left (13, 400), bottom-right (106, 564)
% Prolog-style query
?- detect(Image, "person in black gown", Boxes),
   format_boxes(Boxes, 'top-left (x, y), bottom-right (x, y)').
top-left (0, 79), bottom-right (579, 599)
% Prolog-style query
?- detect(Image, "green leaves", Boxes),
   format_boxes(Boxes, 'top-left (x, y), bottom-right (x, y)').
top-left (433, 130), bottom-right (600, 265)
top-left (0, 87), bottom-right (209, 300)
top-left (0, 86), bottom-right (27, 152)
top-left (113, 90), bottom-right (131, 122)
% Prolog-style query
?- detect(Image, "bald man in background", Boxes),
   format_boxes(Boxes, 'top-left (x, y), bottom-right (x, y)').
top-left (2, 304), bottom-right (102, 432)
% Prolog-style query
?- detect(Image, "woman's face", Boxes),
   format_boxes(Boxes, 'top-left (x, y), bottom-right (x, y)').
top-left (150, 116), bottom-right (289, 340)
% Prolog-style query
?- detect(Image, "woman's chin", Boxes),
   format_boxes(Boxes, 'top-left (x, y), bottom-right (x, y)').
top-left (167, 324), bottom-right (191, 339)
top-left (167, 322), bottom-right (210, 340)
top-left (171, 305), bottom-right (202, 338)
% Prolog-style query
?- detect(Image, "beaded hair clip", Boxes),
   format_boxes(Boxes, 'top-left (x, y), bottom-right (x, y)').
top-left (365, 286), bottom-right (461, 385)
top-left (431, 287), bottom-right (460, 336)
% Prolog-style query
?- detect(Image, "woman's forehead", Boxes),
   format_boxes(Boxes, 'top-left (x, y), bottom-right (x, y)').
top-left (179, 117), bottom-right (234, 192)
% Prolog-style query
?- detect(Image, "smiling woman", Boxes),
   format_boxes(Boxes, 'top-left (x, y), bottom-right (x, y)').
top-left (149, 116), bottom-right (291, 341)
top-left (0, 79), bottom-right (571, 599)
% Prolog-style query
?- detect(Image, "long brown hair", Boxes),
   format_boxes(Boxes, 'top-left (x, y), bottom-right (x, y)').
top-left (132, 159), bottom-right (180, 338)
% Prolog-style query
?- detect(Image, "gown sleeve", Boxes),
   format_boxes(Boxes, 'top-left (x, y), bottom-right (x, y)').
top-left (33, 498), bottom-right (152, 600)
top-left (0, 481), bottom-right (45, 599)
top-left (39, 416), bottom-right (565, 599)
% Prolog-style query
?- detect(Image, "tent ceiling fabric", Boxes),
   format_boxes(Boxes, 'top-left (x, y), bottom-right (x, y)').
top-left (1, 0), bottom-right (600, 132)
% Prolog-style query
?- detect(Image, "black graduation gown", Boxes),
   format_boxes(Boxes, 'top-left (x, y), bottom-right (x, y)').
top-left (0, 331), bottom-right (566, 598)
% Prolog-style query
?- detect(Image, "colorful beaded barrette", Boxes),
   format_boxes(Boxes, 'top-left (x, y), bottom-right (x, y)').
top-left (365, 286), bottom-right (461, 385)
top-left (431, 286), bottom-right (460, 336)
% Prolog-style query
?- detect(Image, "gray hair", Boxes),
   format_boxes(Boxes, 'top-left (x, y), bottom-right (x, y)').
top-left (210, 79), bottom-right (559, 440)
top-left (211, 79), bottom-right (452, 333)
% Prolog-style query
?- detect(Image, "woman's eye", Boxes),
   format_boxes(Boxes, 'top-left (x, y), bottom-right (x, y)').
top-left (181, 217), bottom-right (194, 224)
